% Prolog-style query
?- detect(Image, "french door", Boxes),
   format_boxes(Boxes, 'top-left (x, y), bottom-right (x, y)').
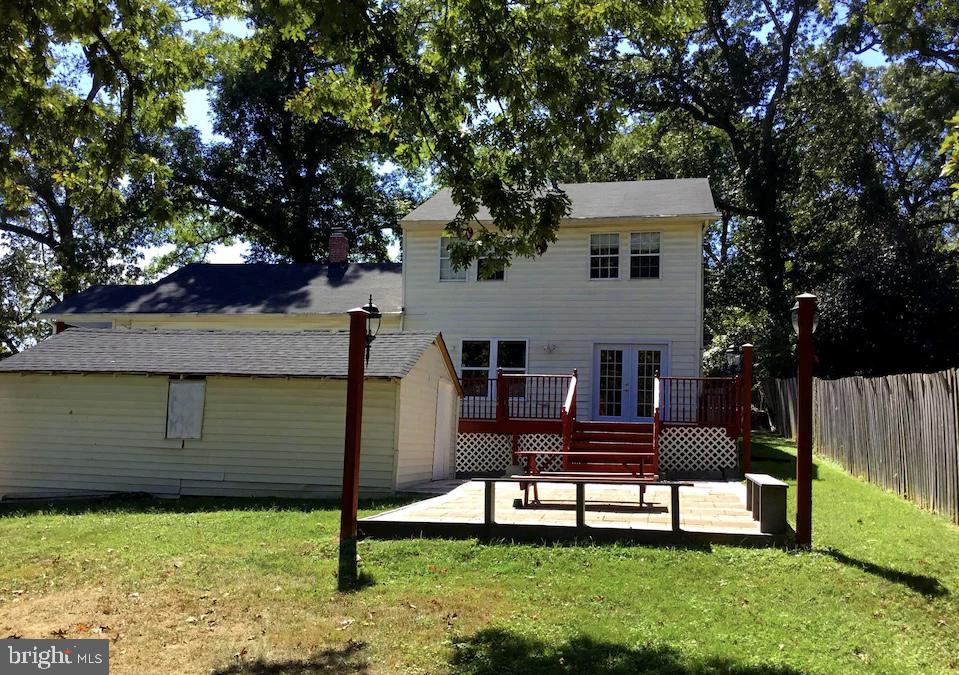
top-left (593, 344), bottom-right (669, 422)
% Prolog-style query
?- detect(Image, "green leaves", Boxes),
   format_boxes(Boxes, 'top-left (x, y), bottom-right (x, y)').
top-left (0, 0), bottom-right (217, 348)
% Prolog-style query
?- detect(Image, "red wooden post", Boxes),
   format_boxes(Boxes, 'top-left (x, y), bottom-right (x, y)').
top-left (741, 343), bottom-right (754, 472)
top-left (795, 293), bottom-right (817, 548)
top-left (495, 368), bottom-right (507, 425)
top-left (338, 307), bottom-right (369, 589)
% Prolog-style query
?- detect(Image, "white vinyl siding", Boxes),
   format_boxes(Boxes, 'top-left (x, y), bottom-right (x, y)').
top-left (395, 344), bottom-right (459, 486)
top-left (0, 374), bottom-right (399, 499)
top-left (402, 218), bottom-right (705, 419)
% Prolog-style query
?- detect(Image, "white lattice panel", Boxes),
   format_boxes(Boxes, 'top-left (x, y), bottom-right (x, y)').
top-left (455, 433), bottom-right (564, 473)
top-left (517, 434), bottom-right (563, 472)
top-left (660, 426), bottom-right (738, 473)
top-left (456, 433), bottom-right (512, 472)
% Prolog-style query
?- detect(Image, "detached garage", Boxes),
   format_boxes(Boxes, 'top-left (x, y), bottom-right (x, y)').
top-left (0, 328), bottom-right (462, 500)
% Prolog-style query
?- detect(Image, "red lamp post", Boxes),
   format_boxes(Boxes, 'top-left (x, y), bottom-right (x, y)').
top-left (741, 343), bottom-right (754, 473)
top-left (338, 296), bottom-right (380, 590)
top-left (792, 293), bottom-right (817, 548)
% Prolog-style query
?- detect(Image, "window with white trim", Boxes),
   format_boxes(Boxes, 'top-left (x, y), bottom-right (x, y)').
top-left (589, 233), bottom-right (620, 279)
top-left (460, 339), bottom-right (527, 396)
top-left (477, 256), bottom-right (505, 281)
top-left (439, 237), bottom-right (467, 281)
top-left (461, 340), bottom-right (492, 396)
top-left (630, 232), bottom-right (661, 279)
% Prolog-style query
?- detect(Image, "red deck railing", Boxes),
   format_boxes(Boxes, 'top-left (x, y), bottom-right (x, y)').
top-left (460, 370), bottom-right (575, 434)
top-left (657, 375), bottom-right (741, 436)
top-left (460, 371), bottom-right (741, 440)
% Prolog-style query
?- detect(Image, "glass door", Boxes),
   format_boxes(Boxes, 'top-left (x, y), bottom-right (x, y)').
top-left (593, 344), bottom-right (668, 422)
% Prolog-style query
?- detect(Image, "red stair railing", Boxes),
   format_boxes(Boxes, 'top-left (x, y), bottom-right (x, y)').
top-left (560, 369), bottom-right (578, 470)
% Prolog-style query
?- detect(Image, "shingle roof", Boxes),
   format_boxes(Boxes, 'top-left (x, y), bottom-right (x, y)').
top-left (0, 329), bottom-right (441, 379)
top-left (402, 178), bottom-right (718, 222)
top-left (41, 262), bottom-right (402, 317)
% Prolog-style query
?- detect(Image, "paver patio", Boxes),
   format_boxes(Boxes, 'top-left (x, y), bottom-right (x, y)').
top-left (362, 480), bottom-right (773, 542)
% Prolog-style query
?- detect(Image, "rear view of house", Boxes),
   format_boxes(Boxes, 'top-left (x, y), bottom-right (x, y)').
top-left (0, 178), bottom-right (749, 500)
top-left (401, 179), bottom-right (743, 477)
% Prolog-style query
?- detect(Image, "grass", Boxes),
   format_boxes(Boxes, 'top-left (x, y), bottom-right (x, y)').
top-left (1, 432), bottom-right (958, 674)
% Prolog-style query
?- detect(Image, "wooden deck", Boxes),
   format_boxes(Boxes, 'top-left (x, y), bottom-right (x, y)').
top-left (360, 480), bottom-right (791, 547)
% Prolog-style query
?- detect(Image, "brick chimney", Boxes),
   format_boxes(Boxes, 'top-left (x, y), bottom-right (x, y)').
top-left (329, 229), bottom-right (348, 264)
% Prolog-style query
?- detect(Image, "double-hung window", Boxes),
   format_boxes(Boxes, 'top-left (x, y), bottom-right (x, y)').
top-left (439, 237), bottom-right (467, 281)
top-left (590, 233), bottom-right (620, 279)
top-left (630, 232), bottom-right (661, 279)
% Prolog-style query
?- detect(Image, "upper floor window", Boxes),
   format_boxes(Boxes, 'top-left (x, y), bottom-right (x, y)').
top-left (439, 237), bottom-right (467, 281)
top-left (477, 256), bottom-right (506, 281)
top-left (590, 233), bottom-right (619, 279)
top-left (630, 232), bottom-right (661, 279)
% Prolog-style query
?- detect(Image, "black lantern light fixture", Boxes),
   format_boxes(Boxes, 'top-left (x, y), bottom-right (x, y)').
top-left (362, 294), bottom-right (381, 365)
top-left (725, 345), bottom-right (742, 372)
top-left (791, 293), bottom-right (819, 335)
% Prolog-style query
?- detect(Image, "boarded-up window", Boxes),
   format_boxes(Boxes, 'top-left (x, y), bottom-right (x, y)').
top-left (166, 379), bottom-right (206, 439)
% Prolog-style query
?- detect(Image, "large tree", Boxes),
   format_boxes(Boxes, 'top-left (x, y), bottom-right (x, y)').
top-left (166, 36), bottom-right (412, 263)
top-left (248, 0), bottom-right (698, 269)
top-left (0, 0), bottom-right (213, 353)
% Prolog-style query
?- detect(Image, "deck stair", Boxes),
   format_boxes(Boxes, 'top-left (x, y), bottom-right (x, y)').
top-left (565, 420), bottom-right (659, 475)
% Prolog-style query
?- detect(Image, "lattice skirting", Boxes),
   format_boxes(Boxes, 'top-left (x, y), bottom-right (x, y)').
top-left (457, 428), bottom-right (737, 475)
top-left (456, 433), bottom-right (563, 473)
top-left (660, 426), bottom-right (738, 473)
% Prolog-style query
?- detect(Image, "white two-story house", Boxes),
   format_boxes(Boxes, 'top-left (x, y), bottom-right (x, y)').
top-left (401, 179), bottom-right (717, 425)
top-left (0, 179), bottom-right (738, 500)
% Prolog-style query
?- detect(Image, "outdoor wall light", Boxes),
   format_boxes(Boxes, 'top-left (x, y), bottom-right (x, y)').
top-left (725, 345), bottom-right (742, 370)
top-left (362, 294), bottom-right (381, 364)
top-left (791, 293), bottom-right (819, 335)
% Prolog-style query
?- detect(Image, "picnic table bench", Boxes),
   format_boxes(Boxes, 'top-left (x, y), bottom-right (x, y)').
top-left (476, 476), bottom-right (694, 531)
top-left (512, 449), bottom-right (660, 506)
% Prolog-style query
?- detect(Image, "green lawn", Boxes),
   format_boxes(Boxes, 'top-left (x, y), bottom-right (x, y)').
top-left (1, 433), bottom-right (958, 674)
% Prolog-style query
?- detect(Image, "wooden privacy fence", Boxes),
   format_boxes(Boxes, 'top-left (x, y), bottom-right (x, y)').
top-left (763, 377), bottom-right (797, 439)
top-left (814, 370), bottom-right (959, 523)
top-left (766, 369), bottom-right (959, 523)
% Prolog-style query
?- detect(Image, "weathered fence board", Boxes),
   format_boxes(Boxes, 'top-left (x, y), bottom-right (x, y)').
top-left (763, 377), bottom-right (797, 439)
top-left (769, 369), bottom-right (959, 523)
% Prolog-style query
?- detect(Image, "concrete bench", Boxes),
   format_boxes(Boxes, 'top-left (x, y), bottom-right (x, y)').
top-left (744, 473), bottom-right (788, 534)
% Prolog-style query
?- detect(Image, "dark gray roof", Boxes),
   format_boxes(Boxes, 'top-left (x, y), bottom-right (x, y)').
top-left (0, 329), bottom-right (441, 379)
top-left (42, 262), bottom-right (402, 316)
top-left (402, 178), bottom-right (718, 222)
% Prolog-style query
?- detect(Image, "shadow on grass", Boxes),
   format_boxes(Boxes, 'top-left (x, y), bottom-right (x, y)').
top-left (0, 494), bottom-right (417, 519)
top-left (750, 434), bottom-right (819, 481)
top-left (337, 569), bottom-right (376, 593)
top-left (213, 640), bottom-right (367, 674)
top-left (450, 628), bottom-right (800, 674)
top-left (820, 547), bottom-right (949, 598)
